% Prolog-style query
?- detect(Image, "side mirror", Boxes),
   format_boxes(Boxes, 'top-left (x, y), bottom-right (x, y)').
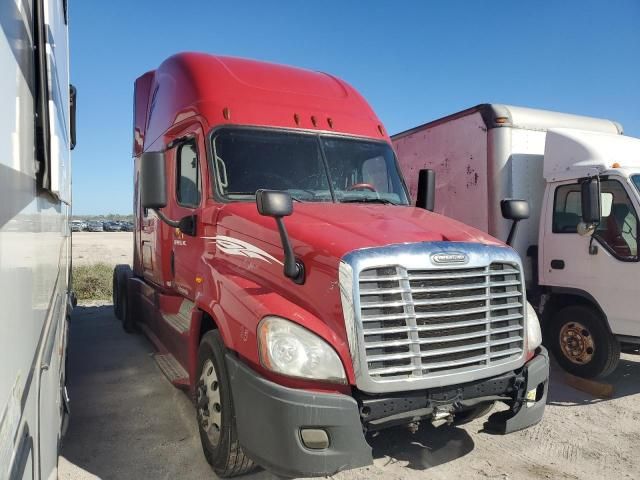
top-left (256, 190), bottom-right (304, 284)
top-left (256, 189), bottom-right (293, 217)
top-left (140, 151), bottom-right (167, 209)
top-left (581, 178), bottom-right (601, 224)
top-left (501, 199), bottom-right (530, 247)
top-left (501, 199), bottom-right (530, 221)
top-left (416, 169), bottom-right (435, 211)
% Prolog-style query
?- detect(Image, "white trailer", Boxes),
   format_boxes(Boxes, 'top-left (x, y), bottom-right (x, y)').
top-left (0, 1), bottom-right (75, 479)
top-left (393, 104), bottom-right (640, 379)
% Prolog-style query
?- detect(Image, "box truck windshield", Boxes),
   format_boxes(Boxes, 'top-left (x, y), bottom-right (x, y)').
top-left (213, 128), bottom-right (410, 204)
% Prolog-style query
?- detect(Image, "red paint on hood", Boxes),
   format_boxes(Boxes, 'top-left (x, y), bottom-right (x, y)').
top-left (217, 202), bottom-right (504, 260)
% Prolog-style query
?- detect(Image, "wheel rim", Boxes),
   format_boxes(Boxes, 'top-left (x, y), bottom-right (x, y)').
top-left (559, 321), bottom-right (595, 365)
top-left (197, 358), bottom-right (222, 446)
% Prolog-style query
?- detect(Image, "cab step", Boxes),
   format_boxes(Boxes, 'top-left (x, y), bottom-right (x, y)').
top-left (154, 353), bottom-right (189, 388)
top-left (161, 299), bottom-right (194, 334)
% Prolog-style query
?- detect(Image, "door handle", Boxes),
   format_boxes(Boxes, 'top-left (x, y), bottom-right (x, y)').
top-left (550, 259), bottom-right (565, 270)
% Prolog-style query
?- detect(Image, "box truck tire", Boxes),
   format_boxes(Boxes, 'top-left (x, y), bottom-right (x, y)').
top-left (112, 265), bottom-right (128, 320)
top-left (196, 331), bottom-right (255, 477)
top-left (550, 305), bottom-right (620, 378)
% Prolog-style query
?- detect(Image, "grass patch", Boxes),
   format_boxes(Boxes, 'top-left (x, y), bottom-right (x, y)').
top-left (73, 263), bottom-right (113, 301)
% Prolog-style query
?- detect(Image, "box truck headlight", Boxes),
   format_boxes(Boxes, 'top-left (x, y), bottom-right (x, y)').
top-left (526, 301), bottom-right (542, 352)
top-left (258, 316), bottom-right (346, 383)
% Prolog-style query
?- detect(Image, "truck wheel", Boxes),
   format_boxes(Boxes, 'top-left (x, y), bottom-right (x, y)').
top-left (453, 402), bottom-right (494, 426)
top-left (196, 331), bottom-right (254, 477)
top-left (550, 305), bottom-right (620, 378)
top-left (112, 266), bottom-right (124, 320)
top-left (113, 265), bottom-right (135, 333)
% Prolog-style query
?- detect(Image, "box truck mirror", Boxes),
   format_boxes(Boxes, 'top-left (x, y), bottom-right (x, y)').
top-left (416, 169), bottom-right (435, 211)
top-left (256, 190), bottom-right (304, 284)
top-left (581, 178), bottom-right (601, 225)
top-left (500, 199), bottom-right (530, 247)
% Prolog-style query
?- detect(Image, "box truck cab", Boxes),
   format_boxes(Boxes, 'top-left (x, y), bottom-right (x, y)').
top-left (393, 105), bottom-right (640, 379)
top-left (114, 59), bottom-right (548, 478)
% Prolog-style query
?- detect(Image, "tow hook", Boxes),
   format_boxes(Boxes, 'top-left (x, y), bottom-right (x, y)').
top-left (431, 406), bottom-right (454, 427)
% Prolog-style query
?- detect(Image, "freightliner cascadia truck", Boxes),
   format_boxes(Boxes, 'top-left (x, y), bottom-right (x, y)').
top-left (113, 55), bottom-right (548, 478)
top-left (393, 104), bottom-right (640, 379)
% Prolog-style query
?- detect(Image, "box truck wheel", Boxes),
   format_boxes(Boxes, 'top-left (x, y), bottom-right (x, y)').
top-left (550, 305), bottom-right (620, 378)
top-left (113, 265), bottom-right (135, 333)
top-left (196, 331), bottom-right (255, 477)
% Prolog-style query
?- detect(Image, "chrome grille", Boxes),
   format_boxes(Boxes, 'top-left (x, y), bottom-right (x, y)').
top-left (358, 263), bottom-right (524, 380)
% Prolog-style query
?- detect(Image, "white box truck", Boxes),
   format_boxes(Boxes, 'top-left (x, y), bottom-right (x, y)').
top-left (0, 1), bottom-right (75, 479)
top-left (392, 104), bottom-right (640, 379)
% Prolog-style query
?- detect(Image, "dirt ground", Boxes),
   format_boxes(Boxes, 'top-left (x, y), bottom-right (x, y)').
top-left (62, 233), bottom-right (640, 479)
top-left (72, 232), bottom-right (133, 266)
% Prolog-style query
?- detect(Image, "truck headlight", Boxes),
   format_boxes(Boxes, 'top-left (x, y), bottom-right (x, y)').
top-left (526, 301), bottom-right (542, 352)
top-left (258, 316), bottom-right (347, 383)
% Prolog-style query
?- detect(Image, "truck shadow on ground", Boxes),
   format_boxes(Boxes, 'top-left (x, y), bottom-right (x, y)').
top-left (546, 353), bottom-right (640, 406)
top-left (367, 423), bottom-right (474, 470)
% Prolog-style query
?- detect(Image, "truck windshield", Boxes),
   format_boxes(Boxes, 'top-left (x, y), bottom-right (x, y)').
top-left (633, 175), bottom-right (640, 196)
top-left (211, 128), bottom-right (410, 205)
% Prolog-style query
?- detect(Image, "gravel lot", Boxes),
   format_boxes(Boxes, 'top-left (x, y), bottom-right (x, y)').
top-left (72, 231), bottom-right (132, 266)
top-left (61, 233), bottom-right (640, 479)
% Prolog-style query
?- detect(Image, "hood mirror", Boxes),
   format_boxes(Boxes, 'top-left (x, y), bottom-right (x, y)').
top-left (256, 190), bottom-right (305, 284)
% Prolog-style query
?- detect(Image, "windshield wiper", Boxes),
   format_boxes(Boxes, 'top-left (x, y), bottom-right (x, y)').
top-left (340, 198), bottom-right (397, 205)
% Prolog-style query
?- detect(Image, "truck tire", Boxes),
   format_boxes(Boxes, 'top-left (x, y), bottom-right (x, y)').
top-left (113, 265), bottom-right (135, 333)
top-left (196, 331), bottom-right (255, 477)
top-left (550, 305), bottom-right (620, 378)
top-left (112, 266), bottom-right (125, 320)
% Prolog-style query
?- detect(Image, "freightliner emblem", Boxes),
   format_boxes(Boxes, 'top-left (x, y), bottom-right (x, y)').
top-left (431, 252), bottom-right (469, 265)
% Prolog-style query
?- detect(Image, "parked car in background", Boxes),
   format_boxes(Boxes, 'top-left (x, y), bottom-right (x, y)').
top-left (87, 221), bottom-right (104, 232)
top-left (70, 220), bottom-right (85, 232)
top-left (120, 221), bottom-right (134, 232)
top-left (103, 221), bottom-right (122, 232)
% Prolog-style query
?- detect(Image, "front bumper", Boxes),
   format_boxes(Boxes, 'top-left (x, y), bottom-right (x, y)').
top-left (225, 347), bottom-right (549, 477)
top-left (225, 354), bottom-right (372, 478)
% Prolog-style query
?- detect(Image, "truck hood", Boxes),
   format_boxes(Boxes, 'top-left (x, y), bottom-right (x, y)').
top-left (210, 202), bottom-right (506, 385)
top-left (216, 202), bottom-right (503, 261)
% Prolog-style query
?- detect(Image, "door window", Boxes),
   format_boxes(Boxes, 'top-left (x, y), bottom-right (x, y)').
top-left (176, 141), bottom-right (201, 207)
top-left (553, 180), bottom-right (638, 260)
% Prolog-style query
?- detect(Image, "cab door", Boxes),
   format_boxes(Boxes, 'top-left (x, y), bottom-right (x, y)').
top-left (166, 125), bottom-right (206, 299)
top-left (540, 178), bottom-right (640, 336)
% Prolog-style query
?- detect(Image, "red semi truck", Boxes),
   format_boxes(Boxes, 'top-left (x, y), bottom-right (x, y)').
top-left (113, 53), bottom-right (549, 477)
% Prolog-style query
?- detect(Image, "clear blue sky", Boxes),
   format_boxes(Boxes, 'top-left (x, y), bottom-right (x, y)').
top-left (70, 1), bottom-right (640, 215)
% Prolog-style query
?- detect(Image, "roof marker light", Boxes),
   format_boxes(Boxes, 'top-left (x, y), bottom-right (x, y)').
top-left (311, 116), bottom-right (317, 127)
top-left (612, 162), bottom-right (621, 168)
top-left (223, 107), bottom-right (231, 120)
top-left (495, 117), bottom-right (508, 124)
top-left (377, 124), bottom-right (384, 135)
top-left (294, 113), bottom-right (300, 125)
top-left (327, 117), bottom-right (333, 128)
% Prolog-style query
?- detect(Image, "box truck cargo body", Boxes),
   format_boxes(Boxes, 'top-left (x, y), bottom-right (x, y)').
top-left (0, 1), bottom-right (76, 479)
top-left (393, 104), bottom-right (640, 379)
top-left (114, 57), bottom-right (549, 478)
